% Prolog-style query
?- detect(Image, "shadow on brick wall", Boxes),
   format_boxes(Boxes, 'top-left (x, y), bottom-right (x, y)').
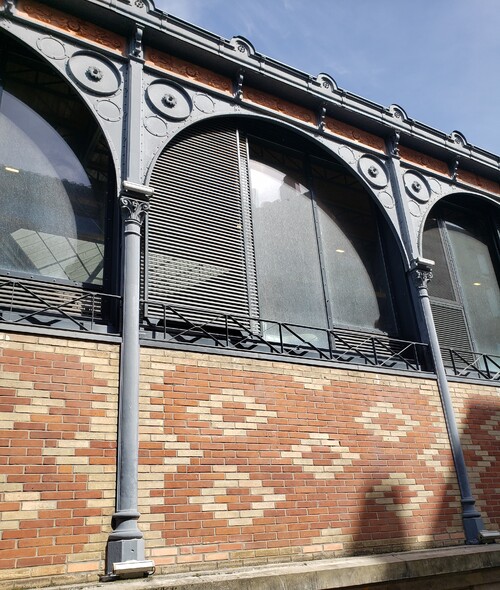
top-left (460, 399), bottom-right (500, 531)
top-left (350, 481), bottom-right (413, 555)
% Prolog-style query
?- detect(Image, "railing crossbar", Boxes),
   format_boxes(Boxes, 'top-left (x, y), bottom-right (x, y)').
top-left (141, 301), bottom-right (428, 373)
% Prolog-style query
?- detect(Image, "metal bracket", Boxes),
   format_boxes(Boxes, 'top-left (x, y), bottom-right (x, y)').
top-left (451, 156), bottom-right (460, 182)
top-left (389, 130), bottom-right (401, 158)
top-left (234, 68), bottom-right (244, 101)
top-left (2, 0), bottom-right (16, 15)
top-left (130, 25), bottom-right (144, 59)
top-left (317, 102), bottom-right (327, 132)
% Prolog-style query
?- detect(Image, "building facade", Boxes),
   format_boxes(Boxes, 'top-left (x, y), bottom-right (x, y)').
top-left (0, 0), bottom-right (499, 588)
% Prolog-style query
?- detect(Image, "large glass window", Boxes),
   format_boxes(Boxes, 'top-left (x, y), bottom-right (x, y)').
top-left (423, 198), bottom-right (500, 356)
top-left (249, 145), bottom-right (327, 335)
top-left (0, 37), bottom-right (111, 287)
top-left (248, 138), bottom-right (397, 337)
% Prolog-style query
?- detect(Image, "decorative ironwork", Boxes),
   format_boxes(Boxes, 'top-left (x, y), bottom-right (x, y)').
top-left (0, 278), bottom-right (121, 334)
top-left (389, 130), bottom-right (401, 158)
top-left (129, 24), bottom-right (144, 58)
top-left (234, 69), bottom-right (244, 101)
top-left (317, 102), bottom-right (326, 131)
top-left (120, 196), bottom-right (150, 224)
top-left (411, 267), bottom-right (433, 291)
top-left (161, 93), bottom-right (177, 108)
top-left (140, 301), bottom-right (429, 372)
top-left (444, 348), bottom-right (500, 381)
top-left (86, 65), bottom-right (103, 81)
top-left (451, 156), bottom-right (460, 182)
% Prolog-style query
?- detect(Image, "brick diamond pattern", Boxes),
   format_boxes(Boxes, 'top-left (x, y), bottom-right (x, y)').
top-left (139, 350), bottom-right (464, 572)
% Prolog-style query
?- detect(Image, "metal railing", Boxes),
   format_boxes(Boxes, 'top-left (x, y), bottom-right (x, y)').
top-left (141, 300), bottom-right (429, 372)
top-left (444, 348), bottom-right (500, 381)
top-left (0, 277), bottom-right (121, 334)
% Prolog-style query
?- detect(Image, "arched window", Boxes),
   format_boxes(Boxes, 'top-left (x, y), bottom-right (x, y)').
top-left (0, 36), bottom-right (112, 288)
top-left (423, 195), bottom-right (500, 357)
top-left (147, 118), bottom-right (415, 351)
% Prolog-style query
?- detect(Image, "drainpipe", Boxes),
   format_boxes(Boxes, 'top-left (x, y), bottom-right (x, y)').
top-left (104, 25), bottom-right (155, 577)
top-left (384, 135), bottom-right (484, 543)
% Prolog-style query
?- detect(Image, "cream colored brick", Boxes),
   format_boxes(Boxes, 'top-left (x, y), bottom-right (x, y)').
top-left (213, 465), bottom-right (237, 472)
top-left (228, 517), bottom-right (254, 526)
top-left (21, 500), bottom-right (57, 511)
top-left (3, 490), bottom-right (36, 500)
top-left (190, 496), bottom-right (213, 504)
top-left (177, 450), bottom-right (203, 457)
top-left (2, 510), bottom-right (37, 520)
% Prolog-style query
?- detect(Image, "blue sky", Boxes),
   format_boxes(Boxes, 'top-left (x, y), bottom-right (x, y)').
top-left (153, 0), bottom-right (500, 157)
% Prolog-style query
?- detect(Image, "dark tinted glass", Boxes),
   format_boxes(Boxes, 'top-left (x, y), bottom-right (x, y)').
top-left (312, 158), bottom-right (396, 333)
top-left (0, 40), bottom-right (110, 285)
top-left (423, 215), bottom-right (456, 301)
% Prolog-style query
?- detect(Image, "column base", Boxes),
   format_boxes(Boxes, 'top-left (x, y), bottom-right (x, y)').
top-left (463, 515), bottom-right (485, 544)
top-left (106, 537), bottom-right (145, 567)
top-left (104, 509), bottom-right (153, 577)
top-left (461, 495), bottom-right (484, 544)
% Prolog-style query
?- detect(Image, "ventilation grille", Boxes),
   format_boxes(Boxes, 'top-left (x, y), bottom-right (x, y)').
top-left (147, 120), bottom-right (249, 321)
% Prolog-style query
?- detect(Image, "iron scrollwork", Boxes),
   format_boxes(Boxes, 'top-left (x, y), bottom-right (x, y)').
top-left (412, 267), bottom-right (433, 290)
top-left (120, 196), bottom-right (150, 224)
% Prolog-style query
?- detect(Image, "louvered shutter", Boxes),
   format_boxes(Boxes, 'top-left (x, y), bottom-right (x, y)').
top-left (430, 299), bottom-right (473, 365)
top-left (147, 120), bottom-right (251, 322)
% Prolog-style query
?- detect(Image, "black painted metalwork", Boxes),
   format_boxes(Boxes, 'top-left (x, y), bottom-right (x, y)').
top-left (0, 277), bottom-right (121, 334)
top-left (445, 348), bottom-right (500, 381)
top-left (140, 300), bottom-right (429, 372)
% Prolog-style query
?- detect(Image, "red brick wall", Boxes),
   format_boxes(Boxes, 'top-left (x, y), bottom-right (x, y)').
top-left (0, 333), bottom-right (118, 589)
top-left (450, 380), bottom-right (500, 529)
top-left (139, 349), bottom-right (465, 573)
top-left (2, 336), bottom-right (498, 588)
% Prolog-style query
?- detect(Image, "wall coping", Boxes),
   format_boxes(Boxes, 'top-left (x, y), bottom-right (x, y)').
top-left (22, 545), bottom-right (500, 590)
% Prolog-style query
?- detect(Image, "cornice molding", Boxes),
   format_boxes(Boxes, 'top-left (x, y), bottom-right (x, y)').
top-left (6, 0), bottom-right (500, 182)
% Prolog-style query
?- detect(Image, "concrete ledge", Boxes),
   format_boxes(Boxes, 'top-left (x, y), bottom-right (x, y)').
top-left (22, 545), bottom-right (500, 590)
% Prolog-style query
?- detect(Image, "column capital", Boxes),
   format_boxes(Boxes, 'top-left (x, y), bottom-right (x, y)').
top-left (119, 181), bottom-right (154, 225)
top-left (409, 257), bottom-right (434, 291)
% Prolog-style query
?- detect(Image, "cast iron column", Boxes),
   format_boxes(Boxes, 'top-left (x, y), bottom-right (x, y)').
top-left (104, 23), bottom-right (155, 576)
top-left (409, 260), bottom-right (484, 543)
top-left (105, 185), bottom-right (152, 575)
top-left (385, 134), bottom-right (485, 543)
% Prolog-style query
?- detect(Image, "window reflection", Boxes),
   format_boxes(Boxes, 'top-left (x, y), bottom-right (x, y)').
top-left (0, 47), bottom-right (108, 286)
top-left (249, 140), bottom-right (396, 337)
top-left (250, 152), bottom-right (327, 338)
top-left (423, 200), bottom-right (500, 356)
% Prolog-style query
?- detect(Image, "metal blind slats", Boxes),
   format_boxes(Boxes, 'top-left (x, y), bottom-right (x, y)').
top-left (147, 120), bottom-right (249, 320)
top-left (430, 299), bottom-right (472, 351)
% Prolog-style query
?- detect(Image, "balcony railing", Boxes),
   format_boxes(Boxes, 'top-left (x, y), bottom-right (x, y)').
top-left (140, 300), bottom-right (429, 372)
top-left (443, 348), bottom-right (500, 381)
top-left (0, 277), bottom-right (121, 335)
top-left (3, 285), bottom-right (497, 380)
